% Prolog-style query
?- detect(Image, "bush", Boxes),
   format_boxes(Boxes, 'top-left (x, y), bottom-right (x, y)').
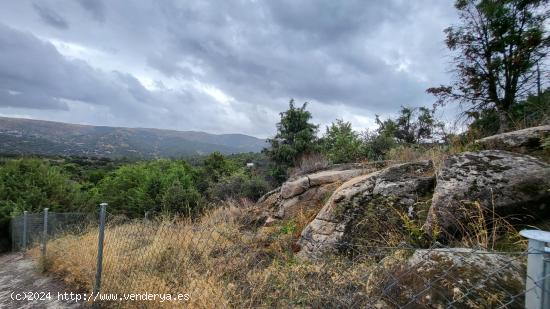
top-left (97, 160), bottom-right (199, 217)
top-left (162, 181), bottom-right (204, 217)
top-left (264, 100), bottom-right (319, 183)
top-left (467, 89), bottom-right (550, 138)
top-left (209, 174), bottom-right (270, 202)
top-left (362, 131), bottom-right (397, 161)
top-left (321, 119), bottom-right (364, 164)
top-left (0, 158), bottom-right (88, 251)
top-left (0, 159), bottom-right (88, 217)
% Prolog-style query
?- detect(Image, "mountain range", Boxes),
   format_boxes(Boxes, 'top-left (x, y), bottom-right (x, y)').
top-left (0, 117), bottom-right (267, 158)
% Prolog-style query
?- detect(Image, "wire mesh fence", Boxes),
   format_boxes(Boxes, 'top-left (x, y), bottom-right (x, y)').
top-left (10, 205), bottom-right (550, 308)
top-left (10, 210), bottom-right (93, 251)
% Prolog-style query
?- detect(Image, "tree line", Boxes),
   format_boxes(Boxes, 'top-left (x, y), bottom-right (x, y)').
top-left (0, 153), bottom-right (272, 251)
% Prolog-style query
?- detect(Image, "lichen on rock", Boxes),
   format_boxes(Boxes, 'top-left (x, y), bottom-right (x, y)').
top-left (475, 125), bottom-right (550, 160)
top-left (297, 160), bottom-right (435, 259)
top-left (273, 166), bottom-right (374, 220)
top-left (425, 150), bottom-right (550, 238)
top-left (365, 248), bottom-right (526, 308)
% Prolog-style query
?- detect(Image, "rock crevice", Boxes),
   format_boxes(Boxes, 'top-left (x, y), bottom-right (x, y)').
top-left (298, 161), bottom-right (435, 258)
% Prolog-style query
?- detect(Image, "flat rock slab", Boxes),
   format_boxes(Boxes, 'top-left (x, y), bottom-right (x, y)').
top-left (475, 125), bottom-right (550, 156)
top-left (425, 150), bottom-right (550, 236)
top-left (280, 168), bottom-right (368, 199)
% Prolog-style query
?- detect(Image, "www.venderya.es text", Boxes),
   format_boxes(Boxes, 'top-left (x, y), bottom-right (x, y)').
top-left (11, 291), bottom-right (190, 303)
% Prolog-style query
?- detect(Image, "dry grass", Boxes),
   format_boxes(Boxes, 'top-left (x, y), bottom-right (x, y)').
top-left (422, 194), bottom-right (527, 252)
top-left (30, 203), bottom-right (375, 308)
top-left (290, 152), bottom-right (330, 177)
top-left (29, 224), bottom-right (100, 290)
top-left (453, 201), bottom-right (526, 251)
top-left (386, 145), bottom-right (450, 176)
top-left (29, 194), bottom-right (526, 307)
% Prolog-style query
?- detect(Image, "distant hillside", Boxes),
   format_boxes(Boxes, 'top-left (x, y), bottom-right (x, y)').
top-left (0, 117), bottom-right (267, 158)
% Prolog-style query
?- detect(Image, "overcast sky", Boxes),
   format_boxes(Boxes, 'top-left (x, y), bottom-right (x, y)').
top-left (0, 0), bottom-right (458, 138)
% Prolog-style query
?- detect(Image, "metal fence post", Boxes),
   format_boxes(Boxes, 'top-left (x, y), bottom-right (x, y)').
top-left (93, 203), bottom-right (107, 299)
top-left (520, 230), bottom-right (550, 309)
top-left (42, 208), bottom-right (49, 260)
top-left (22, 211), bottom-right (28, 250)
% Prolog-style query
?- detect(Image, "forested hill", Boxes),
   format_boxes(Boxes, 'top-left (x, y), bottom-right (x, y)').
top-left (0, 117), bottom-right (267, 158)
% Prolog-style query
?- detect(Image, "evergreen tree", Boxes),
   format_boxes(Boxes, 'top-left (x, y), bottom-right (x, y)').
top-left (264, 100), bottom-right (319, 183)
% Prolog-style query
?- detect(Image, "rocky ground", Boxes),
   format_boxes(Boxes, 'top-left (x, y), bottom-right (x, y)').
top-left (0, 253), bottom-right (84, 308)
top-left (257, 125), bottom-right (550, 258)
top-left (251, 125), bottom-right (549, 306)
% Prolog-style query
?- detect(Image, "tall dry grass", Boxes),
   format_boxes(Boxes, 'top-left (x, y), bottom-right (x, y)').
top-left (290, 152), bottom-right (330, 177)
top-left (453, 201), bottom-right (526, 251)
top-left (29, 195), bottom-right (527, 307)
top-left (386, 145), bottom-right (450, 176)
top-left (30, 203), bottom-right (374, 308)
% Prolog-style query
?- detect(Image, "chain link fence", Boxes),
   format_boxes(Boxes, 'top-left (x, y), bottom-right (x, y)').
top-left (10, 210), bottom-right (92, 251)
top-left (10, 205), bottom-right (550, 308)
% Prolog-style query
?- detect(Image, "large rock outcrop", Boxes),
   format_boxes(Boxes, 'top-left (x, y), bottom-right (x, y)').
top-left (365, 248), bottom-right (525, 308)
top-left (280, 169), bottom-right (366, 199)
top-left (297, 161), bottom-right (435, 258)
top-left (425, 150), bottom-right (550, 237)
top-left (265, 163), bottom-right (390, 220)
top-left (475, 125), bottom-right (549, 158)
top-left (276, 183), bottom-right (340, 219)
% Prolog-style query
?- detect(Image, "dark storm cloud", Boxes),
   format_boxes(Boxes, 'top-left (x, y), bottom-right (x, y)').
top-left (149, 0), bottom-right (449, 114)
top-left (0, 0), bottom-right (458, 136)
top-left (0, 23), bottom-right (153, 112)
top-left (32, 3), bottom-right (69, 29)
top-left (0, 22), bottom-right (266, 133)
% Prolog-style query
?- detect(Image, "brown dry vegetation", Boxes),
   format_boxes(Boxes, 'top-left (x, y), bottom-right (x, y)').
top-left (29, 179), bottom-right (528, 308)
top-left (30, 202), bottom-right (377, 308)
top-left (385, 143), bottom-right (469, 178)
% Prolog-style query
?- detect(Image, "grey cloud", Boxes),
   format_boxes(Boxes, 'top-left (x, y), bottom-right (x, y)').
top-left (149, 0), bottom-right (446, 115)
top-left (264, 0), bottom-right (403, 42)
top-left (0, 22), bottom-right (273, 135)
top-left (146, 52), bottom-right (195, 77)
top-left (32, 3), bottom-right (68, 29)
top-left (77, 0), bottom-right (105, 22)
top-left (0, 89), bottom-right (68, 110)
top-left (0, 0), bottom-right (458, 137)
top-left (0, 23), bottom-right (151, 113)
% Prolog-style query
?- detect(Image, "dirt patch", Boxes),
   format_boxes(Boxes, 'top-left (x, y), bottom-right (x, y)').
top-left (0, 252), bottom-right (85, 308)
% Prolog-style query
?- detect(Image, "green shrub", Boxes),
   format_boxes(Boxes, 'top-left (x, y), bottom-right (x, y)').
top-left (362, 131), bottom-right (397, 161)
top-left (0, 158), bottom-right (89, 251)
top-left (467, 89), bottom-right (550, 138)
top-left (209, 173), bottom-right (270, 202)
top-left (264, 100), bottom-right (319, 183)
top-left (162, 180), bottom-right (204, 217)
top-left (321, 119), bottom-right (364, 163)
top-left (97, 160), bottom-right (199, 217)
top-left (0, 158), bottom-right (88, 215)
